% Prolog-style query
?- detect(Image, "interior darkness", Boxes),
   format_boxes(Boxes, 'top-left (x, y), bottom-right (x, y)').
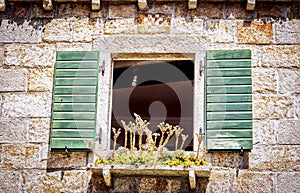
top-left (111, 60), bottom-right (194, 151)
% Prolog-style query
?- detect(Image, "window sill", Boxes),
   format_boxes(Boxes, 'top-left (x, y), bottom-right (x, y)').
top-left (88, 164), bottom-right (211, 190)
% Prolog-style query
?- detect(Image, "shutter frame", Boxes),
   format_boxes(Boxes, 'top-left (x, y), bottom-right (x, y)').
top-left (50, 51), bottom-right (99, 150)
top-left (205, 50), bottom-right (253, 151)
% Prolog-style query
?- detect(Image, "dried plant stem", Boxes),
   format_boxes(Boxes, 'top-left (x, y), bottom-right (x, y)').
top-left (112, 127), bottom-right (121, 158)
top-left (174, 127), bottom-right (183, 151)
top-left (179, 134), bottom-right (188, 151)
top-left (195, 133), bottom-right (205, 159)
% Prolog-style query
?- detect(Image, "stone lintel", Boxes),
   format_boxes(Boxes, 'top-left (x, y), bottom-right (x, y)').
top-left (91, 0), bottom-right (101, 11)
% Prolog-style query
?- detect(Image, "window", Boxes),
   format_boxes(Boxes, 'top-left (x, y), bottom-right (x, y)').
top-left (111, 59), bottom-right (194, 150)
top-left (49, 50), bottom-right (253, 152)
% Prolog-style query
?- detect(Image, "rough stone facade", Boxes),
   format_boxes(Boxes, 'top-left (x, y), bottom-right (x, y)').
top-left (0, 0), bottom-right (300, 192)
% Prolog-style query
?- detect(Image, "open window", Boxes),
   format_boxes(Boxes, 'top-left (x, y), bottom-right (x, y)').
top-left (111, 59), bottom-right (195, 151)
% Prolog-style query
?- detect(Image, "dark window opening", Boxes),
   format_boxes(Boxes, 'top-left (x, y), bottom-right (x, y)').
top-left (111, 60), bottom-right (194, 151)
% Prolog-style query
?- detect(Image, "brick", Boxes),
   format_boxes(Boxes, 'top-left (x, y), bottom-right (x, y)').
top-left (4, 44), bottom-right (56, 67)
top-left (28, 68), bottom-right (53, 92)
top-left (56, 43), bottom-right (92, 51)
top-left (109, 4), bottom-right (136, 19)
top-left (1, 145), bottom-right (41, 169)
top-left (206, 168), bottom-right (235, 193)
top-left (47, 152), bottom-right (88, 169)
top-left (253, 94), bottom-right (294, 119)
top-left (276, 172), bottom-right (300, 193)
top-left (252, 68), bottom-right (276, 93)
top-left (0, 169), bottom-right (21, 192)
top-left (29, 119), bottom-right (50, 143)
top-left (43, 19), bottom-right (71, 42)
top-left (261, 45), bottom-right (300, 68)
top-left (0, 118), bottom-right (29, 143)
top-left (257, 3), bottom-right (285, 19)
top-left (275, 20), bottom-right (300, 44)
top-left (0, 20), bottom-right (42, 43)
top-left (253, 120), bottom-right (276, 145)
top-left (137, 13), bottom-right (171, 34)
top-left (93, 35), bottom-right (209, 53)
top-left (74, 19), bottom-right (102, 42)
top-left (278, 69), bottom-right (300, 94)
top-left (32, 3), bottom-right (54, 18)
top-left (226, 3), bottom-right (255, 19)
top-left (277, 120), bottom-right (300, 145)
top-left (191, 3), bottom-right (223, 19)
top-left (104, 19), bottom-right (136, 34)
top-left (207, 20), bottom-right (235, 43)
top-left (172, 18), bottom-right (204, 35)
top-left (232, 171), bottom-right (274, 193)
top-left (0, 68), bottom-right (27, 92)
top-left (249, 145), bottom-right (300, 171)
top-left (237, 21), bottom-right (273, 44)
top-left (2, 93), bottom-right (52, 118)
top-left (57, 3), bottom-right (90, 18)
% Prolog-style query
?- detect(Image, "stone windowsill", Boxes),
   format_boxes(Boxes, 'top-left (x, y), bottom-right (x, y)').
top-left (88, 164), bottom-right (211, 190)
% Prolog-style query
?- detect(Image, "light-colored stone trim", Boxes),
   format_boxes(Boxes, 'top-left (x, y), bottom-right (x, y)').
top-left (188, 0), bottom-right (197, 10)
top-left (43, 0), bottom-right (53, 10)
top-left (0, 0), bottom-right (5, 12)
top-left (138, 0), bottom-right (147, 11)
top-left (92, 0), bottom-right (101, 11)
top-left (246, 0), bottom-right (256, 11)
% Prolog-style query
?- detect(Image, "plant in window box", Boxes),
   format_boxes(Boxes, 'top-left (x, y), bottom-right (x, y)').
top-left (94, 113), bottom-right (208, 168)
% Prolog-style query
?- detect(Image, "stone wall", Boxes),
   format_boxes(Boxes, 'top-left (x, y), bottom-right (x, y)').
top-left (0, 1), bottom-right (300, 192)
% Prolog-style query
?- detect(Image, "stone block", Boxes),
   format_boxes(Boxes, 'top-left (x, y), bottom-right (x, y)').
top-left (154, 3), bottom-right (173, 13)
top-left (138, 177), bottom-right (169, 192)
top-left (191, 3), bottom-right (223, 19)
top-left (4, 44), bottom-right (56, 67)
top-left (94, 35), bottom-right (208, 53)
top-left (171, 18), bottom-right (204, 35)
top-left (206, 168), bottom-right (235, 193)
top-left (61, 170), bottom-right (88, 193)
top-left (296, 95), bottom-right (300, 118)
top-left (232, 171), bottom-right (274, 193)
top-left (0, 118), bottom-right (29, 143)
top-left (29, 118), bottom-right (50, 143)
top-left (0, 45), bottom-right (3, 66)
top-left (32, 3), bottom-right (54, 18)
top-left (226, 3), bottom-right (255, 19)
top-left (261, 45), bottom-right (300, 68)
top-left (104, 19), bottom-right (136, 34)
top-left (0, 169), bottom-right (21, 192)
top-left (174, 2), bottom-right (187, 17)
top-left (0, 0), bottom-right (5, 12)
top-left (207, 20), bottom-right (235, 43)
top-left (0, 68), bottom-right (27, 92)
top-left (249, 145), bottom-right (300, 171)
top-left (1, 145), bottom-right (41, 169)
top-left (237, 21), bottom-right (273, 44)
top-left (109, 4), bottom-right (136, 19)
top-left (87, 174), bottom-right (110, 192)
top-left (47, 152), bottom-right (88, 169)
top-left (43, 19), bottom-right (72, 42)
top-left (28, 68), bottom-right (53, 92)
top-left (91, 3), bottom-right (108, 18)
top-left (2, 93), bottom-right (52, 118)
top-left (257, 3), bottom-right (285, 19)
top-left (253, 120), bottom-right (276, 145)
top-left (277, 120), bottom-right (300, 145)
top-left (13, 3), bottom-right (31, 19)
top-left (275, 20), bottom-right (300, 45)
top-left (73, 19), bottom-right (102, 42)
top-left (276, 172), bottom-right (300, 193)
top-left (0, 20), bottom-right (42, 43)
top-left (57, 3), bottom-right (90, 18)
top-left (137, 13), bottom-right (171, 34)
top-left (112, 177), bottom-right (137, 192)
top-left (56, 43), bottom-right (92, 51)
top-left (253, 94), bottom-right (294, 119)
top-left (252, 68), bottom-right (276, 93)
top-left (287, 3), bottom-right (299, 19)
top-left (278, 69), bottom-right (300, 94)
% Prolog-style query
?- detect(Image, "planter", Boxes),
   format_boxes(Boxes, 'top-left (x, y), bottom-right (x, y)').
top-left (88, 164), bottom-right (211, 190)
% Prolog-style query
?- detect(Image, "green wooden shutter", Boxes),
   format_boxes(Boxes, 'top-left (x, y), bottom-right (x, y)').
top-left (205, 50), bottom-right (252, 151)
top-left (50, 51), bottom-right (99, 150)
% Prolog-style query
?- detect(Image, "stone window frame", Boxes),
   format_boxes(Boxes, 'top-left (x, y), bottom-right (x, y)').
top-left (93, 52), bottom-right (205, 158)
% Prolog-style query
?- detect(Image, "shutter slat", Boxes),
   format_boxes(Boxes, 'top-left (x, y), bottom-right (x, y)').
top-left (56, 51), bottom-right (99, 61)
top-left (50, 51), bottom-right (99, 150)
top-left (56, 61), bottom-right (98, 69)
top-left (206, 69), bottom-right (251, 77)
top-left (205, 49), bottom-right (252, 151)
